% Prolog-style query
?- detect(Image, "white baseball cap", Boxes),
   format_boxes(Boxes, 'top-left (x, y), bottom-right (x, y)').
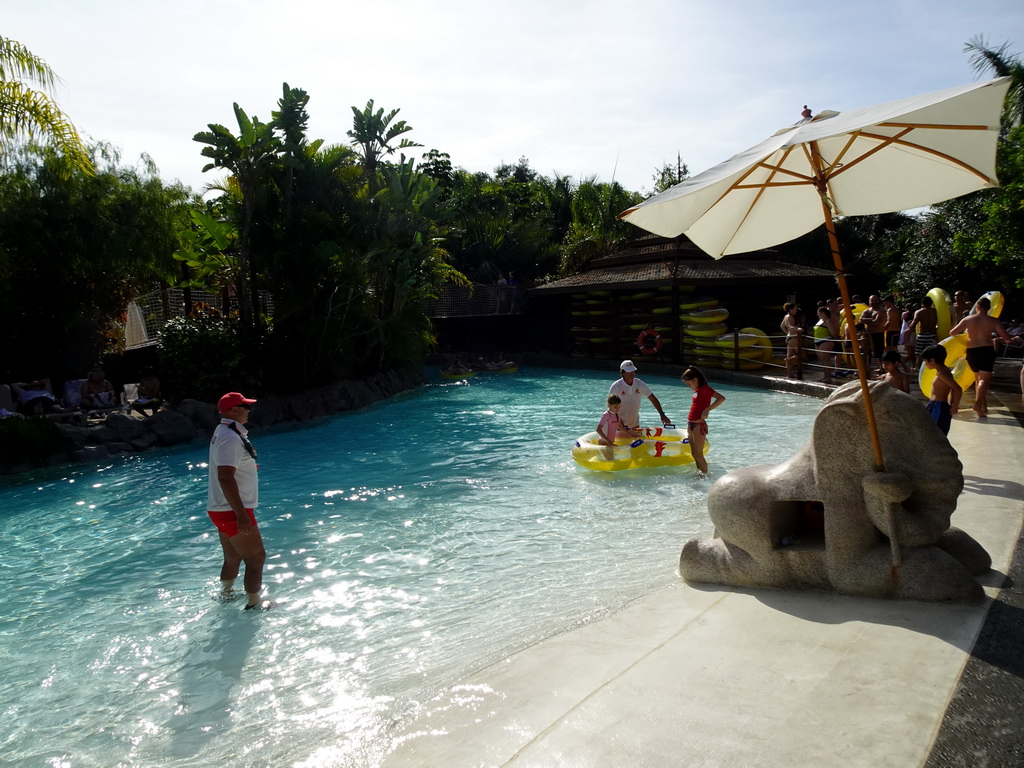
top-left (620, 360), bottom-right (638, 373)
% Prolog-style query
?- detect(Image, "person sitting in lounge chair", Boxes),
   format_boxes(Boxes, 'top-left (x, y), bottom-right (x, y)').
top-left (81, 368), bottom-right (116, 410)
top-left (131, 366), bottom-right (162, 417)
top-left (13, 380), bottom-right (74, 416)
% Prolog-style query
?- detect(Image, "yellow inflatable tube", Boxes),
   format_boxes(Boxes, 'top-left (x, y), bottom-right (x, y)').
top-left (684, 323), bottom-right (728, 337)
top-left (919, 290), bottom-right (1004, 397)
top-left (715, 332), bottom-right (759, 348)
top-left (926, 287), bottom-right (955, 339)
top-left (739, 327), bottom-right (774, 363)
top-left (839, 303), bottom-right (869, 338)
top-left (571, 432), bottom-right (708, 471)
top-left (679, 297), bottom-right (718, 310)
top-left (681, 308), bottom-right (729, 324)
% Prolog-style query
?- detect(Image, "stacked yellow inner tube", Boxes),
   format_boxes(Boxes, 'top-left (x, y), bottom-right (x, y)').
top-left (681, 297), bottom-right (728, 368)
top-left (680, 297), bottom-right (770, 371)
top-left (918, 289), bottom-right (1004, 397)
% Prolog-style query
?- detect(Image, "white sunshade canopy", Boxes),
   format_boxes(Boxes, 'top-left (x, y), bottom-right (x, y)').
top-left (619, 77), bottom-right (1012, 257)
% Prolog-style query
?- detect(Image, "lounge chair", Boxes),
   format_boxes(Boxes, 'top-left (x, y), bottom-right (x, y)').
top-left (64, 379), bottom-right (122, 421)
top-left (11, 379), bottom-right (84, 424)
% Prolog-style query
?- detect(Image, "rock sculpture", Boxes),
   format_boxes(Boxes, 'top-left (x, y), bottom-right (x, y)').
top-left (680, 381), bottom-right (990, 602)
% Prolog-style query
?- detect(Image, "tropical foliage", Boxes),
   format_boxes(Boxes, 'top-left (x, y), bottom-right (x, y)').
top-left (2, 36), bottom-right (1023, 399)
top-left (848, 38), bottom-right (1024, 304)
top-left (0, 35), bottom-right (92, 176)
top-left (0, 143), bottom-right (191, 382)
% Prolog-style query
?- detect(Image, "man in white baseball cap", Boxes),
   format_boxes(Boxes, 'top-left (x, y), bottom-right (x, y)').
top-left (609, 360), bottom-right (672, 432)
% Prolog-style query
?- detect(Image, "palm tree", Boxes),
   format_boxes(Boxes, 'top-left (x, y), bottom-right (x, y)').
top-left (965, 36), bottom-right (1024, 127)
top-left (194, 104), bottom-right (281, 332)
top-left (559, 177), bottom-right (642, 275)
top-left (347, 100), bottom-right (422, 193)
top-left (0, 35), bottom-right (92, 176)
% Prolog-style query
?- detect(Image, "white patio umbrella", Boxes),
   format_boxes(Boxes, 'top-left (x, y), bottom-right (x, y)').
top-left (619, 76), bottom-right (1011, 471)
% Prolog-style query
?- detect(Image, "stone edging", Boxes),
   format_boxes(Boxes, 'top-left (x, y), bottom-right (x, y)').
top-left (3, 367), bottom-right (427, 475)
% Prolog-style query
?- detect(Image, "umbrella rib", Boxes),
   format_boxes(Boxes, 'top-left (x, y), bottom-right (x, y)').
top-left (818, 127), bottom-right (914, 180)
top-left (830, 128), bottom-right (995, 183)
top-left (716, 146), bottom-right (798, 253)
top-left (877, 121), bottom-right (989, 131)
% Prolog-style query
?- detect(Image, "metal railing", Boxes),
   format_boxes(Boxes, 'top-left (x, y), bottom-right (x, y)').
top-left (124, 288), bottom-right (276, 349)
top-left (424, 283), bottom-right (526, 318)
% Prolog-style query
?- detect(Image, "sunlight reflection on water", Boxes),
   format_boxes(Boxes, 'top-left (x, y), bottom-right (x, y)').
top-left (0, 368), bottom-right (821, 767)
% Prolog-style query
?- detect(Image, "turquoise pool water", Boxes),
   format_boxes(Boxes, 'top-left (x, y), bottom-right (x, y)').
top-left (0, 368), bottom-right (822, 767)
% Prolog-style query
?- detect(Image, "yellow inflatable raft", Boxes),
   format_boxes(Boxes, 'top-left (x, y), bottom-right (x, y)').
top-left (571, 432), bottom-right (708, 471)
top-left (919, 290), bottom-right (1004, 397)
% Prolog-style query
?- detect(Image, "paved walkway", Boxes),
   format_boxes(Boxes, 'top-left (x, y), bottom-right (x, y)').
top-left (382, 365), bottom-right (1024, 767)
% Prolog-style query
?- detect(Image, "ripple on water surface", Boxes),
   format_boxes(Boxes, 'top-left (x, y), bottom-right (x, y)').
top-left (0, 368), bottom-right (821, 766)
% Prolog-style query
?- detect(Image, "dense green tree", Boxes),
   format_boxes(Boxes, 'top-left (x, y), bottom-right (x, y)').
top-left (966, 37), bottom-right (1024, 127)
top-left (347, 100), bottom-right (422, 193)
top-left (0, 35), bottom-right (92, 176)
top-left (352, 156), bottom-right (467, 368)
top-left (194, 104), bottom-right (281, 332)
top-left (650, 153), bottom-right (689, 194)
top-left (419, 149), bottom-right (455, 191)
top-left (559, 177), bottom-right (643, 275)
top-left (868, 39), bottom-right (1024, 303)
top-left (0, 143), bottom-right (191, 381)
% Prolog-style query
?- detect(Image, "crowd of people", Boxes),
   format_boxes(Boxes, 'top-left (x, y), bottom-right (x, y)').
top-left (779, 291), bottom-right (1020, 383)
top-left (777, 290), bottom-right (1022, 431)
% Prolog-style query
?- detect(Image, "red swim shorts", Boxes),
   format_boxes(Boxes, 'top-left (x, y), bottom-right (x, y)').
top-left (207, 508), bottom-right (257, 537)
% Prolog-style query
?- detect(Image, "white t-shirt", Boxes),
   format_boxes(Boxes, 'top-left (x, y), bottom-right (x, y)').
top-left (207, 419), bottom-right (259, 511)
top-left (608, 377), bottom-right (652, 429)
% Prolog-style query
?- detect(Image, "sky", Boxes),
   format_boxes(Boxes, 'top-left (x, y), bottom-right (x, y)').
top-left (5, 0), bottom-right (1023, 196)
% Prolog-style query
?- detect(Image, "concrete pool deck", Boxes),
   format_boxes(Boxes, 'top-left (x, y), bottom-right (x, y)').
top-left (383, 366), bottom-right (1024, 767)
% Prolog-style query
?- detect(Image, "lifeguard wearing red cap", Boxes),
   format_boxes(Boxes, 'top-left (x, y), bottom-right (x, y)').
top-left (218, 392), bottom-right (257, 413)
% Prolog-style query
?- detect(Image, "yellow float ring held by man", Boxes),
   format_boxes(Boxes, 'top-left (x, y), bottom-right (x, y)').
top-left (919, 290), bottom-right (1003, 397)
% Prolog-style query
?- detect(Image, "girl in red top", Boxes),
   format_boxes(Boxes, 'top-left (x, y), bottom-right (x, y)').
top-left (681, 366), bottom-right (726, 476)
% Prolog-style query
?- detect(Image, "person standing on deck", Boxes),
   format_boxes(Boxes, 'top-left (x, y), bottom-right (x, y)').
top-left (949, 297), bottom-right (1014, 417)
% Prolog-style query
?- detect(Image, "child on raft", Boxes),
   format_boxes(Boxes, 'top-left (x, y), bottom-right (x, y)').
top-left (681, 366), bottom-right (726, 477)
top-left (596, 394), bottom-right (638, 445)
top-left (596, 394), bottom-right (638, 460)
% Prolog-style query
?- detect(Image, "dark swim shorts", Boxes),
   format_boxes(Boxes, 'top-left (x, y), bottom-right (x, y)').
top-left (208, 508), bottom-right (257, 537)
top-left (925, 400), bottom-right (952, 435)
top-left (965, 345), bottom-right (997, 373)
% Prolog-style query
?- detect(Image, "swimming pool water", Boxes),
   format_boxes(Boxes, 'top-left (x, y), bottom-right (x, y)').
top-left (0, 368), bottom-right (822, 767)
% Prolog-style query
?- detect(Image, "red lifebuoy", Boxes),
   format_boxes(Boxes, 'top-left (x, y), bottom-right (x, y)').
top-left (637, 329), bottom-right (662, 355)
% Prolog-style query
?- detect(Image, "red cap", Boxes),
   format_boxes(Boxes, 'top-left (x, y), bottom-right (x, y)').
top-left (218, 392), bottom-right (257, 413)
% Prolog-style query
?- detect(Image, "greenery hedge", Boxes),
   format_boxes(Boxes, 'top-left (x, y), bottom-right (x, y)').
top-left (0, 417), bottom-right (76, 468)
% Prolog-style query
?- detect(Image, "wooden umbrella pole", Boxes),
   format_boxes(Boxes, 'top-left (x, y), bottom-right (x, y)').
top-left (821, 209), bottom-right (886, 472)
top-left (808, 141), bottom-right (886, 472)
